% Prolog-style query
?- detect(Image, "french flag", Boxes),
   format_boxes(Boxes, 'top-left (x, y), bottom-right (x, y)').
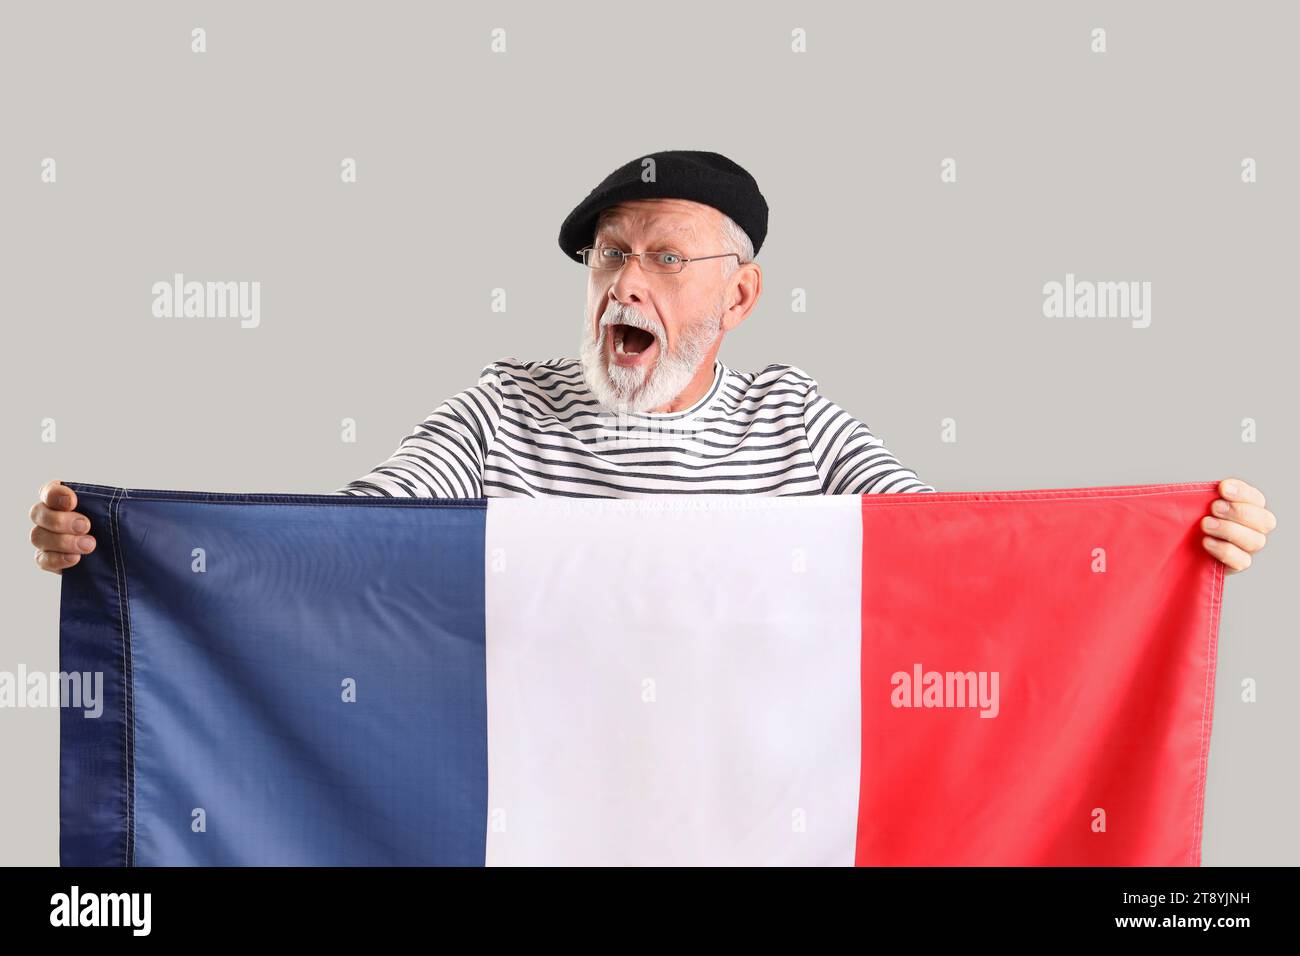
top-left (58, 481), bottom-right (1223, 866)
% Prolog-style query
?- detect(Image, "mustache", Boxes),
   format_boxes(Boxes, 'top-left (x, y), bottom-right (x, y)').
top-left (599, 306), bottom-right (664, 342)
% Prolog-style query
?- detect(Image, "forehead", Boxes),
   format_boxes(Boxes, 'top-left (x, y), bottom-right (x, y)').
top-left (596, 199), bottom-right (718, 241)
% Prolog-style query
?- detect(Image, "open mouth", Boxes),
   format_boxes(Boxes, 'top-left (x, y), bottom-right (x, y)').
top-left (609, 323), bottom-right (658, 364)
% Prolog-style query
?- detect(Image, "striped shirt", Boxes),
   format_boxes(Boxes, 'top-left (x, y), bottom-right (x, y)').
top-left (337, 357), bottom-right (936, 498)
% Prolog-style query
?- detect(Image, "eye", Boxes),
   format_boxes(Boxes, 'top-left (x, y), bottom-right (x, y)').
top-left (654, 252), bottom-right (683, 266)
top-left (599, 247), bottom-right (624, 260)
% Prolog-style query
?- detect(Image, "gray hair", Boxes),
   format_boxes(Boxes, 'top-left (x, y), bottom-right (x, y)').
top-left (716, 213), bottom-right (754, 280)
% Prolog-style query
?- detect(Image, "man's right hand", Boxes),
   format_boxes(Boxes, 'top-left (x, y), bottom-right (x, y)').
top-left (31, 480), bottom-right (96, 574)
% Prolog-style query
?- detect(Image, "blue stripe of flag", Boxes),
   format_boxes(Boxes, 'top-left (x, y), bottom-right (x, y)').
top-left (59, 484), bottom-right (488, 866)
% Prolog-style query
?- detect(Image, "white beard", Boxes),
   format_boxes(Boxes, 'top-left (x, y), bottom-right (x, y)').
top-left (579, 299), bottom-right (723, 414)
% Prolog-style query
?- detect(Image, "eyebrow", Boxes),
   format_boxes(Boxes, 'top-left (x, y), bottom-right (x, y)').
top-left (597, 222), bottom-right (698, 247)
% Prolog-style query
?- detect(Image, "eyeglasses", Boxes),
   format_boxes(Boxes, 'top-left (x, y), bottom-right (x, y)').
top-left (577, 246), bottom-right (741, 275)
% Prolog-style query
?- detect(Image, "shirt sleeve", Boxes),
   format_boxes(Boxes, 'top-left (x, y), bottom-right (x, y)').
top-left (802, 384), bottom-right (936, 495)
top-left (334, 364), bottom-right (505, 497)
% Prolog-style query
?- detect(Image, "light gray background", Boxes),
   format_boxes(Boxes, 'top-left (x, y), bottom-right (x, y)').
top-left (1, 1), bottom-right (1294, 865)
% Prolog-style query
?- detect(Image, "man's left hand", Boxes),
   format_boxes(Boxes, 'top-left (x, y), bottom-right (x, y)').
top-left (1202, 477), bottom-right (1276, 574)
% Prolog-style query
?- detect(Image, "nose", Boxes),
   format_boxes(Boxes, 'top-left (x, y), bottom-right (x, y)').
top-left (607, 254), bottom-right (650, 304)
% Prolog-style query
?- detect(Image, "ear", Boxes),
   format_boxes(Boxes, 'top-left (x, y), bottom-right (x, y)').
top-left (720, 261), bottom-right (763, 333)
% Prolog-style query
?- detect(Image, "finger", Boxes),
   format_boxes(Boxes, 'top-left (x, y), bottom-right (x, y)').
top-left (1202, 514), bottom-right (1268, 554)
top-left (30, 525), bottom-right (96, 555)
top-left (40, 480), bottom-right (76, 512)
top-left (1218, 478), bottom-right (1265, 509)
top-left (1209, 498), bottom-right (1277, 535)
top-left (29, 501), bottom-right (91, 535)
top-left (35, 549), bottom-right (81, 574)
top-left (1202, 535), bottom-right (1252, 572)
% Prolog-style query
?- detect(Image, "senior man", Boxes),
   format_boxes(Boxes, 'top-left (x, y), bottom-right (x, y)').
top-left (30, 149), bottom-right (1276, 572)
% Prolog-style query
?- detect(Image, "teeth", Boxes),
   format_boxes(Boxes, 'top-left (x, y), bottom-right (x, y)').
top-left (609, 322), bottom-right (651, 357)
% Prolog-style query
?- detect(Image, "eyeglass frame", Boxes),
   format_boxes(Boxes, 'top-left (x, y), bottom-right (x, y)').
top-left (576, 245), bottom-right (741, 275)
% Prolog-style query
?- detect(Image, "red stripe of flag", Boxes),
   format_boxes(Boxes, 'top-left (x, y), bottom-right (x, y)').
top-left (855, 484), bottom-right (1224, 865)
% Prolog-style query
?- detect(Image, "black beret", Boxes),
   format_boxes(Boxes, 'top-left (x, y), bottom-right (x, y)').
top-left (557, 149), bottom-right (769, 264)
